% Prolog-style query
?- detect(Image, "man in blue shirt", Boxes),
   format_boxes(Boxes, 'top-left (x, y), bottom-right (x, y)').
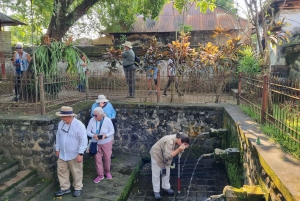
top-left (55, 106), bottom-right (87, 197)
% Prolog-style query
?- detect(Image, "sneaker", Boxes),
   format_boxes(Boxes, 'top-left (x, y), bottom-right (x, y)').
top-left (55, 188), bottom-right (71, 196)
top-left (93, 176), bottom-right (104, 183)
top-left (154, 192), bottom-right (161, 200)
top-left (105, 173), bottom-right (113, 179)
top-left (178, 93), bottom-right (184, 97)
top-left (163, 93), bottom-right (167, 96)
top-left (148, 91), bottom-right (152, 95)
top-left (155, 91), bottom-right (157, 95)
top-left (163, 188), bottom-right (174, 195)
top-left (73, 190), bottom-right (81, 197)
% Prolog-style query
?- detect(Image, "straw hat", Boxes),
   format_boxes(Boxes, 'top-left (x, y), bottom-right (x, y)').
top-left (55, 106), bottom-right (77, 117)
top-left (95, 95), bottom-right (109, 103)
top-left (122, 41), bottom-right (132, 49)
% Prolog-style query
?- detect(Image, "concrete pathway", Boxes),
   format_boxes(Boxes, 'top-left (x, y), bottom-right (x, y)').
top-left (42, 153), bottom-right (141, 201)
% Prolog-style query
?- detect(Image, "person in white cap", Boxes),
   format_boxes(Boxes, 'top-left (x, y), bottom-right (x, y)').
top-left (13, 42), bottom-right (31, 102)
top-left (90, 94), bottom-right (116, 131)
top-left (55, 106), bottom-right (87, 197)
top-left (121, 41), bottom-right (136, 98)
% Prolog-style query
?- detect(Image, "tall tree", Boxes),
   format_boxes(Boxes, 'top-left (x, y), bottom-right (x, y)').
top-left (1, 0), bottom-right (217, 42)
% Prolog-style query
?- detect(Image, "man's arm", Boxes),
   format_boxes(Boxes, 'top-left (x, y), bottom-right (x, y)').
top-left (78, 122), bottom-right (88, 154)
top-left (55, 124), bottom-right (61, 157)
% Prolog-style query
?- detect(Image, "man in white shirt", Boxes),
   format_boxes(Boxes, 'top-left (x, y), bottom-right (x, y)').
top-left (55, 106), bottom-right (87, 197)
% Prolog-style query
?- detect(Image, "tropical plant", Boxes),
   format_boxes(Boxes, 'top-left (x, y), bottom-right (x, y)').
top-left (32, 36), bottom-right (85, 77)
top-left (238, 46), bottom-right (261, 74)
top-left (104, 46), bottom-right (123, 76)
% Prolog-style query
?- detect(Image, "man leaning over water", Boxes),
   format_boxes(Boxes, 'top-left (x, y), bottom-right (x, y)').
top-left (150, 133), bottom-right (190, 200)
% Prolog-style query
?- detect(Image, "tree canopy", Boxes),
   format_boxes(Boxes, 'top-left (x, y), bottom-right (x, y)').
top-left (0, 0), bottom-right (218, 44)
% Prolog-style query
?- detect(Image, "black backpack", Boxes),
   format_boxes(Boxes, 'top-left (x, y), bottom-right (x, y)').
top-left (134, 55), bottom-right (140, 66)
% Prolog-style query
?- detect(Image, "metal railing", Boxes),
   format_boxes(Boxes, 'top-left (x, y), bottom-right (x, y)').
top-left (0, 70), bottom-right (238, 114)
top-left (238, 73), bottom-right (300, 154)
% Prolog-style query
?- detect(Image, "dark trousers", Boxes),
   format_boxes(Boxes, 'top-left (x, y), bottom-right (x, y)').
top-left (124, 66), bottom-right (136, 96)
top-left (14, 71), bottom-right (24, 97)
top-left (163, 76), bottom-right (180, 94)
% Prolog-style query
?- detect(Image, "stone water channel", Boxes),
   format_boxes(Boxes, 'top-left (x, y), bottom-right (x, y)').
top-left (128, 156), bottom-right (229, 201)
top-left (1, 103), bottom-right (297, 200)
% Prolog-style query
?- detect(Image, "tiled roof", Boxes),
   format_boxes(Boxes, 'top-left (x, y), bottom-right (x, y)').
top-left (127, 3), bottom-right (248, 33)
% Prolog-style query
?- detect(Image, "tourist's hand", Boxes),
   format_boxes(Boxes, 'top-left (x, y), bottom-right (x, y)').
top-left (77, 154), bottom-right (83, 163)
top-left (178, 144), bottom-right (186, 152)
top-left (93, 134), bottom-right (98, 140)
top-left (55, 151), bottom-right (60, 157)
top-left (102, 134), bottom-right (107, 139)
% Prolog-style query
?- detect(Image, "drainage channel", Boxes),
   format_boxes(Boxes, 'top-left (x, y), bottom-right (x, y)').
top-left (128, 157), bottom-right (229, 201)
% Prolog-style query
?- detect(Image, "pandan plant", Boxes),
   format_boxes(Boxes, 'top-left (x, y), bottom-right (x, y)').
top-left (26, 35), bottom-right (87, 99)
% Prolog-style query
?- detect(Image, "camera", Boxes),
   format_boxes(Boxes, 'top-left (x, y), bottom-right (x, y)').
top-left (161, 168), bottom-right (166, 176)
top-left (97, 135), bottom-right (103, 140)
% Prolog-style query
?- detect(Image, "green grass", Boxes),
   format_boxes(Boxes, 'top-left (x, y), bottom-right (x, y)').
top-left (240, 104), bottom-right (300, 159)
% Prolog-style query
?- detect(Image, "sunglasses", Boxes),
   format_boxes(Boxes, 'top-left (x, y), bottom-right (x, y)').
top-left (61, 123), bottom-right (71, 133)
top-left (93, 114), bottom-right (98, 118)
top-left (15, 47), bottom-right (22, 49)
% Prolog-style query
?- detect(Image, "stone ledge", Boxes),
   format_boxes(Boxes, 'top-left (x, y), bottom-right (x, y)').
top-left (224, 105), bottom-right (300, 201)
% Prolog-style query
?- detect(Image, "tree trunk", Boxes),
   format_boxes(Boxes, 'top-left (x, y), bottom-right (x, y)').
top-left (46, 0), bottom-right (99, 41)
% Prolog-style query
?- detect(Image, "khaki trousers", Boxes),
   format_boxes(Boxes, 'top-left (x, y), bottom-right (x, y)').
top-left (57, 158), bottom-right (83, 190)
top-left (151, 158), bottom-right (171, 192)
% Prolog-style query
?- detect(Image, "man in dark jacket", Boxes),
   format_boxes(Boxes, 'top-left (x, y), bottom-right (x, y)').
top-left (122, 41), bottom-right (136, 98)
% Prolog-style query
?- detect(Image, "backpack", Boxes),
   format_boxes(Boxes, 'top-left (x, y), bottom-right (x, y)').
top-left (134, 55), bottom-right (140, 66)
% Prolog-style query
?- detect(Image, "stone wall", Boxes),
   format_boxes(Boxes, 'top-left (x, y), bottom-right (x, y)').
top-left (0, 102), bottom-right (224, 178)
top-left (223, 107), bottom-right (286, 201)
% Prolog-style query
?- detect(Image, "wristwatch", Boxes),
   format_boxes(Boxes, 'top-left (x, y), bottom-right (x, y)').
top-left (78, 153), bottom-right (84, 156)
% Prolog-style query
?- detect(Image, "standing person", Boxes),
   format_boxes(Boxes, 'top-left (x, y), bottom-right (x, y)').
top-left (77, 54), bottom-right (87, 92)
top-left (13, 42), bottom-right (31, 102)
top-left (90, 94), bottom-right (117, 131)
top-left (91, 94), bottom-right (117, 159)
top-left (87, 107), bottom-right (115, 183)
top-left (55, 106), bottom-right (87, 197)
top-left (144, 46), bottom-right (159, 95)
top-left (121, 41), bottom-right (136, 98)
top-left (150, 133), bottom-right (190, 200)
top-left (162, 56), bottom-right (184, 97)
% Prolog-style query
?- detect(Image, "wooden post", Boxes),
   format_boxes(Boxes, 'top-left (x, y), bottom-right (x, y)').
top-left (157, 69), bottom-right (161, 102)
top-left (39, 73), bottom-right (45, 115)
top-left (0, 51), bottom-right (5, 79)
top-left (237, 72), bottom-right (242, 105)
top-left (261, 75), bottom-right (268, 124)
top-left (85, 70), bottom-right (89, 100)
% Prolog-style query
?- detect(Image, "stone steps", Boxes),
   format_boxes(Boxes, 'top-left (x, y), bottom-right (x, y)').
top-left (0, 152), bottom-right (55, 201)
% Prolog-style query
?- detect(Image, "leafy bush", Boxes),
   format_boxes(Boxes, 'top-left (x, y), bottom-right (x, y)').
top-left (238, 46), bottom-right (261, 74)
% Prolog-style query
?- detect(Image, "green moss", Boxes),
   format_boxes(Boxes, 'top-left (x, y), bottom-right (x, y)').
top-left (116, 158), bottom-right (145, 201)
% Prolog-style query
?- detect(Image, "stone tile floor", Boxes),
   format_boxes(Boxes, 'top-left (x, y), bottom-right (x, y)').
top-left (128, 157), bottom-right (229, 201)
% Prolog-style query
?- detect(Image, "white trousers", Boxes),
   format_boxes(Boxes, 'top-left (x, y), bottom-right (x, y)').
top-left (151, 158), bottom-right (171, 192)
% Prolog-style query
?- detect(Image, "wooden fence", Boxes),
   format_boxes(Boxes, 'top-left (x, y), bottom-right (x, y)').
top-left (237, 73), bottom-right (300, 154)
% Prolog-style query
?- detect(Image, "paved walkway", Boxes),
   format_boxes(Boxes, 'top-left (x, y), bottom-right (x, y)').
top-left (43, 153), bottom-right (141, 201)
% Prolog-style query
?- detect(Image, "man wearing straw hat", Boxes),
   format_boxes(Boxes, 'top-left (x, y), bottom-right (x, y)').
top-left (121, 41), bottom-right (136, 98)
top-left (55, 106), bottom-right (88, 197)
